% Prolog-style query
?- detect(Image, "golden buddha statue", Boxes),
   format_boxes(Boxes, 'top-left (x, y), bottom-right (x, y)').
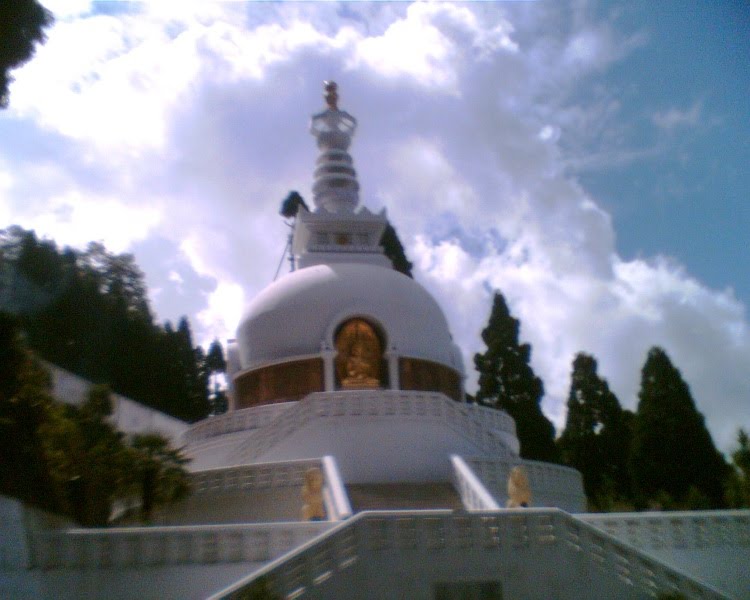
top-left (335, 319), bottom-right (382, 389)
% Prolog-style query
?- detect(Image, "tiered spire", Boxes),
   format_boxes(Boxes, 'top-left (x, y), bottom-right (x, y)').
top-left (309, 81), bottom-right (360, 213)
top-left (292, 81), bottom-right (389, 270)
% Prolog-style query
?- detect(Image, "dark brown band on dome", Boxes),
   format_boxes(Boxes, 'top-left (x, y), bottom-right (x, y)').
top-left (399, 357), bottom-right (462, 401)
top-left (234, 358), bottom-right (324, 409)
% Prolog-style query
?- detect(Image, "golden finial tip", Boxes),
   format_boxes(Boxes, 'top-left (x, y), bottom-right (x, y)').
top-left (324, 80), bottom-right (338, 110)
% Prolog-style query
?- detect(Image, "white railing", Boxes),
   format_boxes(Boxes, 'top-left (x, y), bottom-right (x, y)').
top-left (229, 391), bottom-right (516, 465)
top-left (183, 403), bottom-right (297, 443)
top-left (462, 403), bottom-right (516, 437)
top-left (321, 456), bottom-right (353, 521)
top-left (451, 455), bottom-right (500, 511)
top-left (210, 509), bottom-right (728, 600)
top-left (465, 457), bottom-right (587, 513)
top-left (28, 521), bottom-right (331, 571)
top-left (580, 510), bottom-right (750, 552)
top-left (187, 458), bottom-right (351, 524)
top-left (189, 459), bottom-right (323, 495)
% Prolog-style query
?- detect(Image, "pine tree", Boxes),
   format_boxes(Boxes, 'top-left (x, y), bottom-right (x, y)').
top-left (474, 292), bottom-right (558, 462)
top-left (558, 353), bottom-right (632, 505)
top-left (631, 347), bottom-right (728, 508)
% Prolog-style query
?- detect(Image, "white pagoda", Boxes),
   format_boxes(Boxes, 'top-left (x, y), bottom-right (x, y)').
top-left (2, 83), bottom-right (748, 600)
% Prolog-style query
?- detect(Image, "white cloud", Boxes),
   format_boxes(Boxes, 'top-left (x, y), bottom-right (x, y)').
top-left (652, 100), bottom-right (703, 131)
top-left (12, 191), bottom-right (162, 254)
top-left (3, 2), bottom-right (747, 454)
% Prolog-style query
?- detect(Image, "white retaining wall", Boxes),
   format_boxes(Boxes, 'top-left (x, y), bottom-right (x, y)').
top-left (46, 362), bottom-right (188, 444)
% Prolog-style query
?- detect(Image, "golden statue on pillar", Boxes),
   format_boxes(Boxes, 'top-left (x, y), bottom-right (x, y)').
top-left (506, 466), bottom-right (532, 508)
top-left (335, 319), bottom-right (382, 389)
top-left (301, 467), bottom-right (326, 521)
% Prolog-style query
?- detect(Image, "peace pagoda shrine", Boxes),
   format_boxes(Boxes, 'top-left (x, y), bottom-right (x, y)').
top-left (2, 83), bottom-right (748, 600)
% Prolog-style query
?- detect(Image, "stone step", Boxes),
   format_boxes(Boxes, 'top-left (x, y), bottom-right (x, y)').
top-left (346, 482), bottom-right (463, 511)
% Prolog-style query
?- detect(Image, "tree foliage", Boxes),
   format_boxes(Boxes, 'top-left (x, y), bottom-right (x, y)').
top-left (726, 429), bottom-right (750, 508)
top-left (0, 319), bottom-right (191, 524)
top-left (279, 191), bottom-right (309, 219)
top-left (558, 353), bottom-right (633, 506)
top-left (130, 433), bottom-right (191, 523)
top-left (0, 0), bottom-right (53, 108)
top-left (40, 385), bottom-right (133, 526)
top-left (474, 292), bottom-right (558, 462)
top-left (0, 312), bottom-right (62, 513)
top-left (631, 347), bottom-right (728, 508)
top-left (0, 226), bottom-right (213, 421)
top-left (380, 223), bottom-right (413, 278)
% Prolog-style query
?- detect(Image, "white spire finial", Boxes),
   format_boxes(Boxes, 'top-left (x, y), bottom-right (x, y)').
top-left (310, 81), bottom-right (359, 213)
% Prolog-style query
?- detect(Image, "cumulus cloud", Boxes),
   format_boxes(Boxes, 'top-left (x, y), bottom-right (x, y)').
top-left (2, 2), bottom-right (747, 453)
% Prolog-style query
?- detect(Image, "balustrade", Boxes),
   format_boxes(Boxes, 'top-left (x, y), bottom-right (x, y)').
top-left (210, 509), bottom-right (726, 600)
top-left (580, 510), bottom-right (750, 552)
top-left (28, 522), bottom-right (330, 571)
top-left (229, 391), bottom-right (517, 465)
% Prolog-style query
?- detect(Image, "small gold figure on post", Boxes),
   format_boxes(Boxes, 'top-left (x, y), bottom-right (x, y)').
top-left (301, 467), bottom-right (326, 521)
top-left (506, 466), bottom-right (532, 508)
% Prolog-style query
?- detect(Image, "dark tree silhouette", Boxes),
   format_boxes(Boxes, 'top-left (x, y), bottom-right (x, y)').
top-left (0, 0), bottom-right (53, 107)
top-left (474, 292), bottom-right (558, 462)
top-left (631, 347), bottom-right (728, 508)
top-left (380, 223), bottom-right (413, 278)
top-left (280, 191), bottom-right (309, 218)
top-left (558, 353), bottom-right (633, 505)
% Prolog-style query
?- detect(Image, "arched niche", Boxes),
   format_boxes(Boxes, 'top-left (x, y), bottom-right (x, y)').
top-left (334, 318), bottom-right (387, 389)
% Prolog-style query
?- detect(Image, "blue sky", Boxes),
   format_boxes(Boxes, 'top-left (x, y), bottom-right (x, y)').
top-left (579, 2), bottom-right (749, 303)
top-left (1, 1), bottom-right (748, 452)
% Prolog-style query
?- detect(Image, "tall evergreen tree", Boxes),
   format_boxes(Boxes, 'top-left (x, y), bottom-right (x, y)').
top-left (474, 292), bottom-right (558, 462)
top-left (558, 353), bottom-right (632, 505)
top-left (631, 347), bottom-right (728, 507)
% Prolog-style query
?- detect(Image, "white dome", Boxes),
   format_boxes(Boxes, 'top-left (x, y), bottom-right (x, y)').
top-left (236, 263), bottom-right (460, 372)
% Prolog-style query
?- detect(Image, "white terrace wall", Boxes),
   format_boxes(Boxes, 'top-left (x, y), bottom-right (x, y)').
top-left (46, 362), bottom-right (188, 444)
top-left (151, 458), bottom-right (351, 525)
top-left (229, 391), bottom-right (516, 484)
top-left (466, 456), bottom-right (587, 513)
